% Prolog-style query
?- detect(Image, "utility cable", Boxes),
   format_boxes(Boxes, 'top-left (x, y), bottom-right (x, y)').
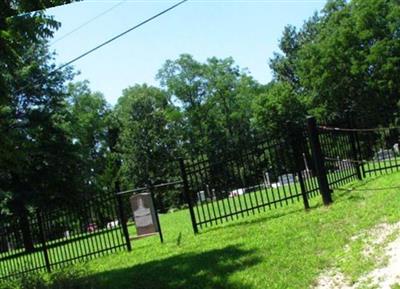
top-left (14, 0), bottom-right (188, 95)
top-left (51, 0), bottom-right (128, 46)
top-left (55, 0), bottom-right (188, 72)
top-left (20, 0), bottom-right (128, 63)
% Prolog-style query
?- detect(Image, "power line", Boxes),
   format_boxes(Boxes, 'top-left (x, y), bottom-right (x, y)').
top-left (20, 0), bottom-right (128, 64)
top-left (50, 0), bottom-right (128, 46)
top-left (56, 0), bottom-right (188, 71)
top-left (15, 0), bottom-right (188, 95)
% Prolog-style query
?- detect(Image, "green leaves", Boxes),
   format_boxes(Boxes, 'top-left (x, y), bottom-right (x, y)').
top-left (271, 0), bottom-right (400, 126)
top-left (252, 82), bottom-right (307, 136)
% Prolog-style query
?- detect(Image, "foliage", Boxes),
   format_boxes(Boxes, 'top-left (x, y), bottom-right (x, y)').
top-left (66, 81), bottom-right (113, 196)
top-left (0, 2), bottom-right (86, 252)
top-left (271, 0), bottom-right (400, 126)
top-left (115, 84), bottom-right (183, 210)
top-left (2, 0), bottom-right (400, 234)
top-left (157, 54), bottom-right (262, 158)
top-left (251, 82), bottom-right (308, 136)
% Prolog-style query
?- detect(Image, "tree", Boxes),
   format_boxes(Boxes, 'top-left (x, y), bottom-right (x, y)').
top-left (0, 42), bottom-right (80, 251)
top-left (157, 54), bottom-right (209, 155)
top-left (0, 2), bottom-right (81, 251)
top-left (270, 0), bottom-right (400, 126)
top-left (251, 82), bottom-right (308, 136)
top-left (157, 54), bottom-right (262, 160)
top-left (0, 1), bottom-right (77, 104)
top-left (203, 57), bottom-right (262, 156)
top-left (66, 81), bottom-right (112, 196)
top-left (115, 84), bottom-right (182, 210)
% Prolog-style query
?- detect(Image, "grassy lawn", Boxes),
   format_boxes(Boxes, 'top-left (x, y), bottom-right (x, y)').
top-left (77, 171), bottom-right (400, 289)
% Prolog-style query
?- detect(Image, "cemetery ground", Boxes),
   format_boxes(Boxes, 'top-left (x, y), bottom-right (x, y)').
top-left (2, 171), bottom-right (400, 288)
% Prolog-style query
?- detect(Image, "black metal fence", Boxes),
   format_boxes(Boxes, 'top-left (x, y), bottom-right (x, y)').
top-left (0, 193), bottom-right (128, 280)
top-left (180, 117), bottom-right (400, 233)
top-left (318, 123), bottom-right (400, 186)
top-left (2, 116), bottom-right (400, 280)
top-left (179, 128), bottom-right (320, 233)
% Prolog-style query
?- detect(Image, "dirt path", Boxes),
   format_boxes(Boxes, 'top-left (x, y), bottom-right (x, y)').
top-left (313, 222), bottom-right (400, 289)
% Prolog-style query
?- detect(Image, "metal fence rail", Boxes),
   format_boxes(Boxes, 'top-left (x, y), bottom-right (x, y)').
top-left (318, 127), bottom-right (360, 189)
top-left (0, 193), bottom-right (127, 280)
top-left (318, 124), bottom-right (400, 181)
top-left (2, 116), bottom-right (400, 279)
top-left (180, 117), bottom-right (400, 233)
top-left (180, 132), bottom-right (319, 233)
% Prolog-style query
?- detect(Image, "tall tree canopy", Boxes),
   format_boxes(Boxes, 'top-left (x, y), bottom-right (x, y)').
top-left (157, 54), bottom-right (263, 159)
top-left (115, 84), bottom-right (182, 210)
top-left (66, 81), bottom-right (112, 196)
top-left (0, 1), bottom-right (83, 251)
top-left (270, 0), bottom-right (400, 126)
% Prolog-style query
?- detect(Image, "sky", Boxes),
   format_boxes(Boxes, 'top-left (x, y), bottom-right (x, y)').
top-left (47, 0), bottom-right (327, 105)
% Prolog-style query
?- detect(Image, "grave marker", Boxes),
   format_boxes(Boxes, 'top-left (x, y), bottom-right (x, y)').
top-left (130, 193), bottom-right (159, 237)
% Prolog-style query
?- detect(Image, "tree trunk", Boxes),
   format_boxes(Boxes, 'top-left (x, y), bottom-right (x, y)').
top-left (14, 202), bottom-right (35, 253)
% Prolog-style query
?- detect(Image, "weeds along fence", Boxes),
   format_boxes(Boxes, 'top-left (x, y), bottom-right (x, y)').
top-left (0, 193), bottom-right (127, 280)
top-left (180, 117), bottom-right (400, 233)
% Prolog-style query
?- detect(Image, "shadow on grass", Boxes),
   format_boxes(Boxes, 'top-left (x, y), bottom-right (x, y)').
top-left (90, 245), bottom-right (259, 289)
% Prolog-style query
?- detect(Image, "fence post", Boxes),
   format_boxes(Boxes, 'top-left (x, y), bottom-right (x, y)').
top-left (178, 158), bottom-right (198, 234)
top-left (37, 210), bottom-right (51, 273)
top-left (287, 124), bottom-right (310, 210)
top-left (147, 181), bottom-right (164, 243)
top-left (116, 182), bottom-right (132, 252)
top-left (307, 116), bottom-right (333, 205)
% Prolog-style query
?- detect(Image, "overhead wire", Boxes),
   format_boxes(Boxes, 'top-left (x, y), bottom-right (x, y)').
top-left (20, 0), bottom-right (128, 64)
top-left (50, 0), bottom-right (128, 46)
top-left (56, 0), bottom-right (188, 71)
top-left (14, 0), bottom-right (189, 95)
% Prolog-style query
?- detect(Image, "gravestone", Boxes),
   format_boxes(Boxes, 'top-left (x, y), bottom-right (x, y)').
top-left (301, 169), bottom-right (312, 180)
top-left (393, 143), bottom-right (399, 155)
top-left (278, 173), bottom-right (295, 185)
top-left (374, 149), bottom-right (395, 161)
top-left (130, 193), bottom-right (159, 236)
top-left (197, 190), bottom-right (206, 202)
top-left (264, 171), bottom-right (271, 188)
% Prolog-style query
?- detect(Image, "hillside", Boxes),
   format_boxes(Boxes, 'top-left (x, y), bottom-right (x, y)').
top-left (83, 172), bottom-right (400, 289)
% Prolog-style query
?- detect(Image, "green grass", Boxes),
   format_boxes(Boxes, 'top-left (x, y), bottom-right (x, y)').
top-left (2, 170), bottom-right (399, 288)
top-left (77, 171), bottom-right (400, 289)
top-left (192, 157), bottom-right (400, 227)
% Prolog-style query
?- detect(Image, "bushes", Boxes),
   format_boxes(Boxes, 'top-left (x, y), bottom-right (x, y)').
top-left (0, 265), bottom-right (97, 289)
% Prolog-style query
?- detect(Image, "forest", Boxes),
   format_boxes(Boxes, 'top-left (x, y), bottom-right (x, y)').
top-left (1, 0), bottom-right (399, 224)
